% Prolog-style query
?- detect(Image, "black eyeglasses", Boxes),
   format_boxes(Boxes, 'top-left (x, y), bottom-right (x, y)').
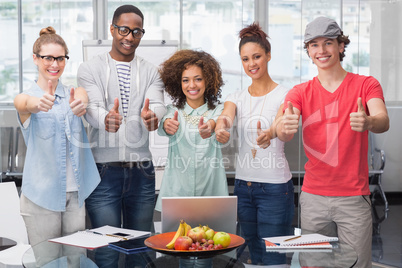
top-left (36, 55), bottom-right (69, 66)
top-left (113, 24), bottom-right (145, 39)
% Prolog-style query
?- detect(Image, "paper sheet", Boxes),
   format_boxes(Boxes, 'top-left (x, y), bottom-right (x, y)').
top-left (49, 225), bottom-right (151, 249)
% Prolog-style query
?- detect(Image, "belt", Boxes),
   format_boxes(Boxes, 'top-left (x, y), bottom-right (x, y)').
top-left (237, 180), bottom-right (257, 187)
top-left (104, 162), bottom-right (138, 168)
top-left (237, 179), bottom-right (292, 187)
top-left (237, 180), bottom-right (264, 187)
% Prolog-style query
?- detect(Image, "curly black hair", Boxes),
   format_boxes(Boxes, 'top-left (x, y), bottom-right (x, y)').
top-left (159, 49), bottom-right (224, 110)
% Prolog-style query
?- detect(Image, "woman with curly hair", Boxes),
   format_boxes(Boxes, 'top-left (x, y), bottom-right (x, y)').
top-left (155, 49), bottom-right (228, 212)
top-left (215, 22), bottom-right (294, 265)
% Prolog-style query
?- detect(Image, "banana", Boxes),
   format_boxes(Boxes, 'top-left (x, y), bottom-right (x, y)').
top-left (184, 222), bottom-right (192, 236)
top-left (166, 219), bottom-right (185, 249)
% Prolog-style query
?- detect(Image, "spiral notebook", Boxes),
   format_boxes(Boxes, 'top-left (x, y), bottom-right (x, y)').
top-left (264, 233), bottom-right (338, 249)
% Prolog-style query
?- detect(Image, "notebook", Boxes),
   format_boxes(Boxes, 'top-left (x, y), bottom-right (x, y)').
top-left (264, 233), bottom-right (338, 249)
top-left (49, 225), bottom-right (151, 249)
top-left (161, 196), bottom-right (237, 234)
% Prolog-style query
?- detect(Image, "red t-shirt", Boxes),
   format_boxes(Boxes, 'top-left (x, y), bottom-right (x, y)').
top-left (284, 73), bottom-right (384, 196)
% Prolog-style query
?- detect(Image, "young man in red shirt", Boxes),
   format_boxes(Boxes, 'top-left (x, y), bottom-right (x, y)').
top-left (277, 17), bottom-right (389, 268)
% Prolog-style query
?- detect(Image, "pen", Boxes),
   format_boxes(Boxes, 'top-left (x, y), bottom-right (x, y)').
top-left (284, 235), bottom-right (302, 242)
top-left (106, 234), bottom-right (128, 240)
top-left (86, 230), bottom-right (103, 236)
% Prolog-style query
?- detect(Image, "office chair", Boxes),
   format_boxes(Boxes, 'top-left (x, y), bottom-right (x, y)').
top-left (0, 182), bottom-right (31, 268)
top-left (368, 132), bottom-right (388, 212)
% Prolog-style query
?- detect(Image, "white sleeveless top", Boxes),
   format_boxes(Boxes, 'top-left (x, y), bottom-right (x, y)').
top-left (225, 85), bottom-right (292, 183)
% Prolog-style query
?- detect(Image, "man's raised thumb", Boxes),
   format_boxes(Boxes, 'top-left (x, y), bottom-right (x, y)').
top-left (288, 101), bottom-right (295, 115)
top-left (143, 98), bottom-right (150, 112)
top-left (112, 97), bottom-right (119, 113)
top-left (357, 97), bottom-right (365, 113)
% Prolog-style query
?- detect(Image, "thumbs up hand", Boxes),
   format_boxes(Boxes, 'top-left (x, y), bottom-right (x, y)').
top-left (288, 101), bottom-right (295, 115)
top-left (69, 87), bottom-right (75, 103)
top-left (256, 121), bottom-right (272, 149)
top-left (105, 97), bottom-right (122, 132)
top-left (215, 117), bottom-right (231, 144)
top-left (69, 88), bottom-right (86, 117)
top-left (38, 80), bottom-right (56, 112)
top-left (280, 101), bottom-right (299, 136)
top-left (350, 97), bottom-right (369, 132)
top-left (141, 98), bottom-right (159, 131)
top-left (163, 110), bottom-right (180, 135)
top-left (198, 117), bottom-right (214, 139)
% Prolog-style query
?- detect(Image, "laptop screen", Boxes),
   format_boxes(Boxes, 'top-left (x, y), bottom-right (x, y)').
top-left (161, 196), bottom-right (238, 234)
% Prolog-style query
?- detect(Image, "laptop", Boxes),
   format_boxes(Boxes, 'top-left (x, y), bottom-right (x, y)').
top-left (161, 196), bottom-right (238, 234)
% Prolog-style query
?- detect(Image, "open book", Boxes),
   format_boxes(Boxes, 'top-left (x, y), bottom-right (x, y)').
top-left (49, 225), bottom-right (151, 250)
top-left (264, 233), bottom-right (338, 250)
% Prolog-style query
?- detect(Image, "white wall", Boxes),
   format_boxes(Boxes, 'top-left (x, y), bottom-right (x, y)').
top-left (369, 1), bottom-right (402, 192)
top-left (374, 107), bottom-right (402, 192)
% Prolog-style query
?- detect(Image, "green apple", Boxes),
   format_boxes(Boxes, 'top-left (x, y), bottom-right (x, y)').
top-left (205, 228), bottom-right (215, 240)
top-left (201, 225), bottom-right (209, 232)
top-left (213, 231), bottom-right (231, 248)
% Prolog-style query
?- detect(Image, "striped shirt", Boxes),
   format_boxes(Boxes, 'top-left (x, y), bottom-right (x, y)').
top-left (115, 61), bottom-right (131, 117)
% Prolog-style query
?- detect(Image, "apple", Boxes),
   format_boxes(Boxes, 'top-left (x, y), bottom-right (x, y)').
top-left (187, 226), bottom-right (206, 242)
top-left (174, 236), bottom-right (193, 250)
top-left (201, 225), bottom-right (209, 232)
top-left (213, 232), bottom-right (231, 248)
top-left (205, 228), bottom-right (215, 240)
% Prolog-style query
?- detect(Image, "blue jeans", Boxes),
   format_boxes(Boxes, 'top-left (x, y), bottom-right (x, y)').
top-left (234, 179), bottom-right (294, 265)
top-left (85, 161), bottom-right (156, 268)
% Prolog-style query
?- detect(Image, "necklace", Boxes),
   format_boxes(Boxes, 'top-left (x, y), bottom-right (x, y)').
top-left (249, 87), bottom-right (268, 159)
top-left (182, 110), bottom-right (209, 126)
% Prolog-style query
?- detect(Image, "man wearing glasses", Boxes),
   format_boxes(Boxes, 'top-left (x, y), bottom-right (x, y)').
top-left (77, 5), bottom-right (165, 266)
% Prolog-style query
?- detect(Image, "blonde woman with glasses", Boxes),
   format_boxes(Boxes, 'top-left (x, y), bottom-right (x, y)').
top-left (14, 26), bottom-right (100, 246)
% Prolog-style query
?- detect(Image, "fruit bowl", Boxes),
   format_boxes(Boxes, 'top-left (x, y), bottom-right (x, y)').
top-left (144, 232), bottom-right (245, 258)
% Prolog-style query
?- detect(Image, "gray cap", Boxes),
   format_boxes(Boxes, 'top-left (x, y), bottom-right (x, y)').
top-left (304, 17), bottom-right (341, 43)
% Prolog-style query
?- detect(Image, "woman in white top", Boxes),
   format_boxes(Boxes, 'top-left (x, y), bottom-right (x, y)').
top-left (215, 22), bottom-right (294, 265)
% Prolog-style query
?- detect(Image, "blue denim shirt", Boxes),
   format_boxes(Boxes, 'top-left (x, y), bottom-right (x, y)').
top-left (18, 81), bottom-right (100, 212)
